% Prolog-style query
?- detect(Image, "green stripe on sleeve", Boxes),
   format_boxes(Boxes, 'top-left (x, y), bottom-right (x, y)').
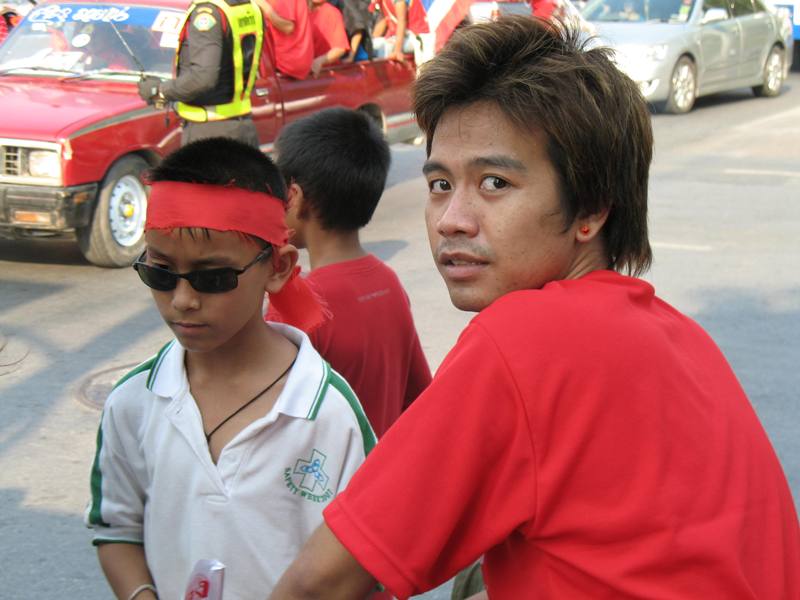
top-left (307, 361), bottom-right (331, 420)
top-left (145, 340), bottom-right (174, 390)
top-left (114, 357), bottom-right (155, 391)
top-left (328, 371), bottom-right (377, 456)
top-left (88, 422), bottom-right (110, 527)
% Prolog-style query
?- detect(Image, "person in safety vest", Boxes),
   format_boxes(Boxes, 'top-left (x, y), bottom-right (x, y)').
top-left (137, 0), bottom-right (264, 147)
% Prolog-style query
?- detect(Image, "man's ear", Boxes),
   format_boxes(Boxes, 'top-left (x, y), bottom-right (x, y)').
top-left (575, 208), bottom-right (610, 242)
top-left (265, 243), bottom-right (300, 294)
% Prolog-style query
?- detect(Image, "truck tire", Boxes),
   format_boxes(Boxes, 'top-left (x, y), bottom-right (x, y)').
top-left (752, 45), bottom-right (784, 97)
top-left (77, 155), bottom-right (149, 268)
top-left (664, 56), bottom-right (696, 114)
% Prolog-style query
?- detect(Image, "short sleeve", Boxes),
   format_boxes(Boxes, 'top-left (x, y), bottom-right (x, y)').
top-left (273, 0), bottom-right (298, 21)
top-left (402, 334), bottom-right (431, 410)
top-left (85, 403), bottom-right (148, 545)
top-left (324, 321), bottom-right (537, 598)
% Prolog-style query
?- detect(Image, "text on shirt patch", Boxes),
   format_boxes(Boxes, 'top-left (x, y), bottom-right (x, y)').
top-left (284, 449), bottom-right (334, 503)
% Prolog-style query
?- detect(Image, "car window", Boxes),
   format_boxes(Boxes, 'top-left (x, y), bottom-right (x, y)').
top-left (730, 0), bottom-right (755, 15)
top-left (583, 0), bottom-right (696, 22)
top-left (703, 0), bottom-right (731, 16)
top-left (0, 4), bottom-right (182, 78)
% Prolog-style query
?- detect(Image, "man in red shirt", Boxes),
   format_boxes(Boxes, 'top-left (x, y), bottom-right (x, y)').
top-left (309, 0), bottom-right (350, 75)
top-left (256, 0), bottom-right (313, 78)
top-left (269, 107), bottom-right (432, 439)
top-left (267, 17), bottom-right (800, 600)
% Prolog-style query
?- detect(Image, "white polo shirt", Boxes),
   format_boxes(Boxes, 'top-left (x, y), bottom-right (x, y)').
top-left (86, 323), bottom-right (376, 600)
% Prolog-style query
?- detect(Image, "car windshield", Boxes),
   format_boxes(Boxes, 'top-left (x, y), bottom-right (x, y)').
top-left (0, 3), bottom-right (184, 79)
top-left (583, 0), bottom-right (695, 22)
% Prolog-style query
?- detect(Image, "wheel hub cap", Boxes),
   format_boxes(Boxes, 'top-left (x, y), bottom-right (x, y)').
top-left (108, 174), bottom-right (147, 247)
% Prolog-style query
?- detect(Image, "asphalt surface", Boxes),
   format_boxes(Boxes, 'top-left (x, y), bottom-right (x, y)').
top-left (1, 73), bottom-right (799, 599)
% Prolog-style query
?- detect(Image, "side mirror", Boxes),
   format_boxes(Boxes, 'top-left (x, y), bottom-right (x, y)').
top-left (702, 7), bottom-right (728, 23)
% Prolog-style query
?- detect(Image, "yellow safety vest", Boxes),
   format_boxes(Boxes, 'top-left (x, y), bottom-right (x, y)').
top-left (175, 0), bottom-right (263, 122)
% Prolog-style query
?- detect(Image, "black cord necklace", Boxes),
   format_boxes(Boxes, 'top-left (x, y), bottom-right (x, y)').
top-left (204, 356), bottom-right (297, 443)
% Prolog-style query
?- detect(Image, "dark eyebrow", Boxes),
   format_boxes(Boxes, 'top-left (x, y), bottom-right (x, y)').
top-left (471, 155), bottom-right (527, 172)
top-left (422, 160), bottom-right (450, 176)
top-left (422, 155), bottom-right (527, 176)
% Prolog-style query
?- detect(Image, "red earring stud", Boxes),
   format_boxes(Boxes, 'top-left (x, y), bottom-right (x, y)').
top-left (580, 225), bottom-right (590, 235)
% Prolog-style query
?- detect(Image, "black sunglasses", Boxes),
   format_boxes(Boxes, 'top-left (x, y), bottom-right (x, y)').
top-left (133, 246), bottom-right (273, 293)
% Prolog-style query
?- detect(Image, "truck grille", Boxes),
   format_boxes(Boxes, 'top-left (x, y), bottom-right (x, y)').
top-left (2, 146), bottom-right (22, 176)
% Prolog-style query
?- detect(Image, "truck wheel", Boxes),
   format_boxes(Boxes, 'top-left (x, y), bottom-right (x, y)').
top-left (664, 56), bottom-right (696, 114)
top-left (752, 45), bottom-right (784, 97)
top-left (77, 155), bottom-right (149, 268)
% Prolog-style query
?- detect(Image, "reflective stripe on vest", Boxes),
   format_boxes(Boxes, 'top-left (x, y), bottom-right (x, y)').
top-left (175, 0), bottom-right (263, 122)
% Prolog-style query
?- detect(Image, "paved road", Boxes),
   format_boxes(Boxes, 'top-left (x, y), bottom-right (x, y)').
top-left (1, 74), bottom-right (799, 599)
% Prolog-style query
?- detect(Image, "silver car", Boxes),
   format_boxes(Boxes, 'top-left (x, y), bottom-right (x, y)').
top-left (583, 0), bottom-right (794, 112)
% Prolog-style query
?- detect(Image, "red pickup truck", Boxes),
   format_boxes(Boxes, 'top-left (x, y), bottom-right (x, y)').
top-left (0, 0), bottom-right (418, 266)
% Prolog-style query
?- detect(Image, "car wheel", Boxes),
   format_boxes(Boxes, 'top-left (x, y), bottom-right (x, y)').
top-left (665, 56), bottom-right (696, 114)
top-left (752, 45), bottom-right (784, 97)
top-left (77, 155), bottom-right (149, 268)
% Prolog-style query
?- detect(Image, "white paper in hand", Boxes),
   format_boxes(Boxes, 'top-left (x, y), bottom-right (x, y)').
top-left (184, 559), bottom-right (225, 600)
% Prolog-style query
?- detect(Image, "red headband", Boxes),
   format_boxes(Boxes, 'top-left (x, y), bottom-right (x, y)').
top-left (146, 181), bottom-right (327, 333)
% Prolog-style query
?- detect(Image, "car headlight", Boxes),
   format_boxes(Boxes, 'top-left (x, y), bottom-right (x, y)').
top-left (28, 150), bottom-right (61, 179)
top-left (645, 44), bottom-right (669, 62)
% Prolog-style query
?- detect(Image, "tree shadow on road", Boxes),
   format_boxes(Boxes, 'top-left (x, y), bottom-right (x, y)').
top-left (0, 237), bottom-right (89, 267)
top-left (0, 488), bottom-right (107, 599)
top-left (689, 286), bottom-right (800, 505)
top-left (0, 304), bottom-right (165, 458)
top-left (363, 239), bottom-right (408, 262)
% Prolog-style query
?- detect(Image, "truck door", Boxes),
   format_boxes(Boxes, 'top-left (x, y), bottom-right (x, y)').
top-left (277, 63), bottom-right (368, 130)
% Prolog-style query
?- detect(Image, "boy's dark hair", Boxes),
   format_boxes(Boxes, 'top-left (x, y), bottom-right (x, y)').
top-left (413, 17), bottom-right (653, 276)
top-left (274, 107), bottom-right (391, 231)
top-left (149, 136), bottom-right (287, 201)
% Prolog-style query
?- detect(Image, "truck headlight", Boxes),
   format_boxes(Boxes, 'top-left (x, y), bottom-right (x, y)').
top-left (28, 150), bottom-right (62, 179)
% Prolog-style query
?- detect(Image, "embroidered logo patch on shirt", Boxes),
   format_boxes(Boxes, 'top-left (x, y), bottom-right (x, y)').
top-left (283, 449), bottom-right (334, 503)
top-left (192, 12), bottom-right (217, 31)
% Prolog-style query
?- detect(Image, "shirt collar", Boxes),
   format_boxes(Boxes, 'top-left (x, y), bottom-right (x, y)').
top-left (147, 323), bottom-right (330, 420)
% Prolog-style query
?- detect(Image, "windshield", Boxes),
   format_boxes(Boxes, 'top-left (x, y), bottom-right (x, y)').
top-left (0, 3), bottom-right (184, 78)
top-left (583, 0), bottom-right (695, 22)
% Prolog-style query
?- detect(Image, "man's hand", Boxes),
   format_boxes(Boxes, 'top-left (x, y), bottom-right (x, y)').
top-left (137, 76), bottom-right (164, 107)
top-left (311, 55), bottom-right (326, 77)
top-left (268, 523), bottom-right (376, 599)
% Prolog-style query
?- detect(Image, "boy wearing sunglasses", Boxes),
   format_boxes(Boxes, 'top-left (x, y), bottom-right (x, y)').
top-left (269, 107), bottom-right (432, 439)
top-left (86, 137), bottom-right (376, 600)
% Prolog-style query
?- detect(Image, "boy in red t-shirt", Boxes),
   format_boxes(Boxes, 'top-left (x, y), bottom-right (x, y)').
top-left (309, 0), bottom-right (350, 75)
top-left (256, 0), bottom-right (313, 79)
top-left (268, 107), bottom-right (432, 439)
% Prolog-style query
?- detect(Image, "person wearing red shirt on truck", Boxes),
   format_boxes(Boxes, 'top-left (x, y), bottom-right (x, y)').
top-left (371, 0), bottom-right (428, 62)
top-left (530, 0), bottom-right (557, 18)
top-left (256, 0), bottom-right (314, 79)
top-left (309, 0), bottom-right (350, 75)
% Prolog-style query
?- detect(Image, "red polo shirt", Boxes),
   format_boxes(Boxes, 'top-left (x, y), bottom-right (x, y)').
top-left (267, 0), bottom-right (313, 79)
top-left (324, 271), bottom-right (800, 599)
top-left (310, 2), bottom-right (350, 57)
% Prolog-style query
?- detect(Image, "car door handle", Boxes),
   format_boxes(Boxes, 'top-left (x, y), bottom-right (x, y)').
top-left (255, 88), bottom-right (270, 97)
